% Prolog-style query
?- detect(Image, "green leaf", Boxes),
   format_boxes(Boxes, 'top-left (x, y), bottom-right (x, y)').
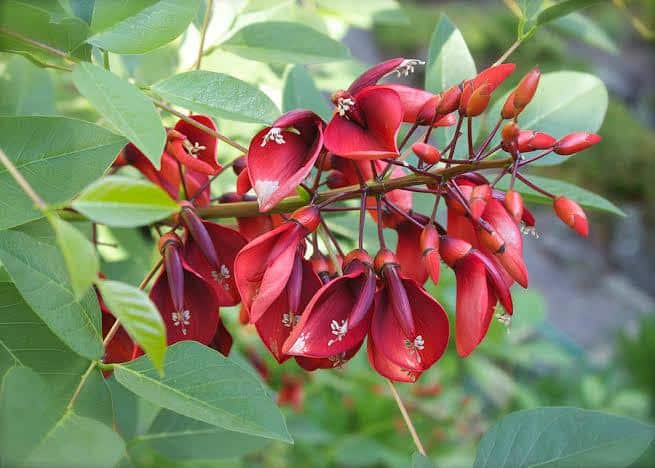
top-left (490, 71), bottom-right (608, 165)
top-left (73, 176), bottom-right (179, 227)
top-left (0, 115), bottom-right (126, 230)
top-left (0, 367), bottom-right (125, 468)
top-left (106, 375), bottom-right (161, 441)
top-left (88, 0), bottom-right (202, 54)
top-left (474, 407), bottom-right (655, 468)
top-left (0, 0), bottom-right (91, 62)
top-left (113, 341), bottom-right (292, 443)
top-left (0, 55), bottom-right (56, 115)
top-left (151, 70), bottom-right (280, 124)
top-left (425, 14), bottom-right (476, 93)
top-left (517, 0), bottom-right (544, 38)
top-left (221, 21), bottom-right (350, 65)
top-left (96, 279), bottom-right (167, 373)
top-left (73, 62), bottom-right (165, 166)
top-left (46, 214), bottom-right (99, 299)
top-left (496, 175), bottom-right (624, 216)
top-left (0, 227), bottom-right (103, 360)
top-left (550, 12), bottom-right (619, 54)
top-left (537, 0), bottom-right (604, 26)
top-left (282, 65), bottom-right (331, 121)
top-left (412, 452), bottom-right (434, 467)
top-left (133, 410), bottom-right (271, 460)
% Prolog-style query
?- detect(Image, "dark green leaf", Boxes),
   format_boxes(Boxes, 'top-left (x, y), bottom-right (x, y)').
top-left (73, 62), bottom-right (165, 165)
top-left (425, 14), bottom-right (476, 93)
top-left (283, 65), bottom-right (331, 121)
top-left (88, 0), bottom-right (202, 54)
top-left (73, 176), bottom-right (179, 227)
top-left (474, 407), bottom-right (655, 468)
top-left (0, 227), bottom-right (103, 359)
top-left (46, 214), bottom-right (99, 299)
top-left (152, 70), bottom-right (280, 124)
top-left (0, 367), bottom-right (124, 468)
top-left (0, 55), bottom-right (55, 115)
top-left (107, 376), bottom-right (161, 441)
top-left (113, 341), bottom-right (292, 442)
top-left (490, 71), bottom-right (608, 165)
top-left (496, 175), bottom-right (624, 216)
top-left (550, 12), bottom-right (618, 54)
top-left (133, 410), bottom-right (271, 460)
top-left (537, 0), bottom-right (604, 26)
top-left (0, 115), bottom-right (126, 230)
top-left (96, 279), bottom-right (167, 373)
top-left (221, 21), bottom-right (350, 65)
top-left (0, 1), bottom-right (91, 62)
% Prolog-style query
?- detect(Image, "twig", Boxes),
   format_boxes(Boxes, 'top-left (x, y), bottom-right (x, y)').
top-left (492, 38), bottom-right (522, 67)
top-left (387, 380), bottom-right (426, 456)
top-left (194, 0), bottom-right (213, 70)
top-left (0, 148), bottom-right (47, 210)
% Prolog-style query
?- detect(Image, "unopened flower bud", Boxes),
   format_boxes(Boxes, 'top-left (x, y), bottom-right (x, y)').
top-left (436, 85), bottom-right (461, 114)
top-left (465, 84), bottom-right (491, 117)
top-left (501, 91), bottom-right (518, 119)
top-left (504, 190), bottom-right (524, 223)
top-left (517, 130), bottom-right (556, 152)
top-left (412, 142), bottom-right (441, 165)
top-left (291, 206), bottom-right (321, 232)
top-left (232, 155), bottom-right (247, 174)
top-left (470, 184), bottom-right (491, 221)
top-left (439, 236), bottom-right (473, 267)
top-left (513, 67), bottom-right (540, 109)
top-left (554, 132), bottom-right (601, 155)
top-left (326, 170), bottom-right (348, 189)
top-left (553, 196), bottom-right (588, 237)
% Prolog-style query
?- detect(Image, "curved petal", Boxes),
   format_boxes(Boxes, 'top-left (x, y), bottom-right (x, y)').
top-left (149, 267), bottom-right (220, 345)
top-left (209, 318), bottom-right (233, 357)
top-left (324, 87), bottom-right (401, 160)
top-left (174, 114), bottom-right (221, 173)
top-left (367, 334), bottom-right (422, 383)
top-left (183, 221), bottom-right (247, 306)
top-left (396, 221), bottom-right (428, 284)
top-left (454, 256), bottom-right (491, 357)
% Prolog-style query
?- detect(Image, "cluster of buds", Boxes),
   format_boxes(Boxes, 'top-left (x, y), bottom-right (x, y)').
top-left (103, 57), bottom-right (601, 383)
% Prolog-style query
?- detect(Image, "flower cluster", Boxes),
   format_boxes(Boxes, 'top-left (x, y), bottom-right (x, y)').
top-left (102, 57), bottom-right (601, 383)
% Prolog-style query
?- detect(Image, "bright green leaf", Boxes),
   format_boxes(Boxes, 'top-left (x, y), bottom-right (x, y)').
top-left (73, 62), bottom-right (165, 166)
top-left (474, 407), bottom-right (655, 468)
top-left (496, 174), bottom-right (624, 216)
top-left (315, 0), bottom-right (409, 28)
top-left (0, 227), bottom-right (103, 360)
top-left (221, 21), bottom-right (350, 65)
top-left (73, 176), bottom-right (179, 227)
top-left (0, 115), bottom-right (126, 230)
top-left (0, 55), bottom-right (55, 115)
top-left (537, 0), bottom-right (604, 26)
top-left (0, 367), bottom-right (125, 468)
top-left (46, 214), bottom-right (99, 299)
top-left (152, 70), bottom-right (280, 124)
top-left (96, 279), bottom-right (167, 373)
top-left (283, 65), bottom-right (331, 121)
top-left (0, 0), bottom-right (91, 62)
top-left (113, 341), bottom-right (292, 443)
top-left (425, 14), bottom-right (476, 93)
top-left (88, 0), bottom-right (202, 54)
top-left (490, 71), bottom-right (608, 165)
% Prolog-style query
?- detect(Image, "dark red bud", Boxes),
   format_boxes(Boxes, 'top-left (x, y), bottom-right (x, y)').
top-left (179, 203), bottom-right (220, 269)
top-left (232, 155), bottom-right (247, 174)
top-left (416, 95), bottom-right (441, 124)
top-left (501, 91), bottom-right (518, 119)
top-left (218, 192), bottom-right (242, 203)
top-left (439, 236), bottom-right (473, 267)
top-left (236, 168), bottom-right (252, 195)
top-left (326, 170), bottom-right (348, 189)
top-left (436, 85), bottom-right (462, 115)
top-left (384, 262), bottom-right (416, 337)
top-left (553, 196), bottom-right (588, 237)
top-left (287, 254), bottom-right (303, 316)
top-left (504, 190), bottom-right (524, 223)
top-left (317, 152), bottom-right (333, 171)
top-left (412, 142), bottom-right (441, 165)
top-left (465, 84), bottom-right (491, 117)
top-left (159, 233), bottom-right (184, 314)
top-left (291, 206), bottom-right (321, 232)
top-left (349, 264), bottom-right (376, 328)
top-left (553, 132), bottom-right (601, 155)
top-left (513, 67), bottom-right (540, 109)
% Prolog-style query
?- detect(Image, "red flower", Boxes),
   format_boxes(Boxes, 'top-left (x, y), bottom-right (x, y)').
top-left (149, 233), bottom-right (220, 344)
top-left (247, 110), bottom-right (325, 211)
top-left (377, 84), bottom-right (456, 127)
top-left (369, 250), bottom-right (449, 378)
top-left (324, 86), bottom-right (403, 160)
top-left (234, 206), bottom-right (321, 323)
top-left (395, 219), bottom-right (428, 284)
top-left (283, 249), bottom-right (376, 359)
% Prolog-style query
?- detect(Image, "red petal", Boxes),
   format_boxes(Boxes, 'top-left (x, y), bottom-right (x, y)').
top-left (208, 318), bottom-right (233, 357)
top-left (348, 57), bottom-right (405, 94)
top-left (174, 115), bottom-right (221, 173)
top-left (183, 220), bottom-right (247, 306)
top-left (167, 139), bottom-right (216, 175)
top-left (367, 334), bottom-right (422, 383)
top-left (102, 312), bottom-right (137, 364)
top-left (248, 117), bottom-right (323, 211)
top-left (377, 84), bottom-right (435, 123)
top-left (296, 342), bottom-right (362, 371)
top-left (150, 267), bottom-right (220, 345)
top-left (454, 256), bottom-right (491, 357)
top-left (396, 221), bottom-right (428, 284)
top-left (237, 215), bottom-right (275, 240)
top-left (371, 279), bottom-right (449, 371)
top-left (324, 86), bottom-right (401, 160)
top-left (473, 63), bottom-right (516, 93)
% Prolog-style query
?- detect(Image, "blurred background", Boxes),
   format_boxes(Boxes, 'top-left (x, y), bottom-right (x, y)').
top-left (2, 1), bottom-right (654, 466)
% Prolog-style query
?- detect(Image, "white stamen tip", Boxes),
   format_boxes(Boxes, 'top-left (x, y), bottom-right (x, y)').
top-left (394, 59), bottom-right (425, 77)
top-left (260, 127), bottom-right (286, 147)
top-left (336, 97), bottom-right (355, 117)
